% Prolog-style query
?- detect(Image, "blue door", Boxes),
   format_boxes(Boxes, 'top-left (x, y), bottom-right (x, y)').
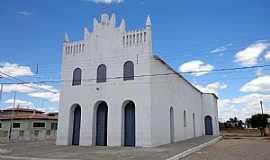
top-left (124, 102), bottom-right (135, 146)
top-left (72, 105), bottom-right (81, 145)
top-left (205, 116), bottom-right (213, 135)
top-left (96, 102), bottom-right (108, 146)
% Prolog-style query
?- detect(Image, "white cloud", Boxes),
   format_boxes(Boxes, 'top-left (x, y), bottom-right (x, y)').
top-left (3, 83), bottom-right (57, 93)
top-left (0, 62), bottom-right (33, 77)
top-left (211, 47), bottom-right (227, 54)
top-left (2, 84), bottom-right (36, 93)
top-left (3, 99), bottom-right (55, 112)
top-left (219, 93), bottom-right (270, 121)
top-left (5, 99), bottom-right (33, 108)
top-left (195, 82), bottom-right (227, 95)
top-left (16, 11), bottom-right (32, 16)
top-left (2, 83), bottom-right (59, 103)
top-left (240, 75), bottom-right (270, 93)
top-left (255, 68), bottom-right (265, 77)
top-left (81, 0), bottom-right (123, 4)
top-left (28, 92), bottom-right (59, 103)
top-left (234, 42), bottom-right (269, 66)
top-left (179, 60), bottom-right (214, 76)
top-left (210, 43), bottom-right (232, 54)
top-left (264, 51), bottom-right (270, 61)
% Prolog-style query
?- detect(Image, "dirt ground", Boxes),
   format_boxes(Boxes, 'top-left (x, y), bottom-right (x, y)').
top-left (182, 129), bottom-right (270, 160)
top-left (0, 129), bottom-right (268, 160)
top-left (0, 136), bottom-right (217, 160)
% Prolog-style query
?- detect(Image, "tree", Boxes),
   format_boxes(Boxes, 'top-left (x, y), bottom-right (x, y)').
top-left (250, 114), bottom-right (270, 136)
top-left (225, 117), bottom-right (244, 129)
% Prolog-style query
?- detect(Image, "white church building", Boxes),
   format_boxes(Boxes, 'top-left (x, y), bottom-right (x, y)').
top-left (56, 13), bottom-right (219, 147)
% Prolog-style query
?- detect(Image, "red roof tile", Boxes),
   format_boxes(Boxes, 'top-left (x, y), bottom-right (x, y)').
top-left (0, 114), bottom-right (58, 121)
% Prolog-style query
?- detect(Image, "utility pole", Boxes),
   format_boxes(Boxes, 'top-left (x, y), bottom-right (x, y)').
top-left (0, 83), bottom-right (3, 102)
top-left (8, 92), bottom-right (16, 142)
top-left (260, 100), bottom-right (264, 115)
top-left (13, 91), bottom-right (16, 108)
top-left (260, 100), bottom-right (265, 136)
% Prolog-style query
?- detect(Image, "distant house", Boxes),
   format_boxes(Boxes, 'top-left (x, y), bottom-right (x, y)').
top-left (0, 107), bottom-right (58, 143)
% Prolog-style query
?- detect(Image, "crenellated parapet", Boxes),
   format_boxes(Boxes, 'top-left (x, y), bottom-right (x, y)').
top-left (122, 29), bottom-right (148, 47)
top-left (122, 15), bottom-right (152, 48)
top-left (62, 13), bottom-right (152, 56)
top-left (64, 41), bottom-right (85, 56)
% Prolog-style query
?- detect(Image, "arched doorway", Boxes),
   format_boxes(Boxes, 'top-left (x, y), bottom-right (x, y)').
top-left (205, 115), bottom-right (213, 135)
top-left (96, 102), bottom-right (108, 146)
top-left (170, 107), bottom-right (174, 143)
top-left (124, 101), bottom-right (135, 146)
top-left (72, 104), bottom-right (81, 145)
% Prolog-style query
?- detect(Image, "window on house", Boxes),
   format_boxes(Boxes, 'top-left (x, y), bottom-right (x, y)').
top-left (19, 130), bottom-right (24, 137)
top-left (0, 123), bottom-right (2, 128)
top-left (97, 64), bottom-right (107, 83)
top-left (184, 110), bottom-right (187, 127)
top-left (72, 68), bottom-right (82, 86)
top-left (34, 130), bottom-right (39, 136)
top-left (33, 122), bottom-right (45, 128)
top-left (123, 61), bottom-right (134, 81)
top-left (51, 123), bottom-right (57, 130)
top-left (12, 123), bottom-right (20, 128)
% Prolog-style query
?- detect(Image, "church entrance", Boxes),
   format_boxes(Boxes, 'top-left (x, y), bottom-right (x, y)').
top-left (72, 104), bottom-right (81, 145)
top-left (124, 101), bottom-right (135, 146)
top-left (205, 115), bottom-right (213, 135)
top-left (96, 102), bottom-right (108, 146)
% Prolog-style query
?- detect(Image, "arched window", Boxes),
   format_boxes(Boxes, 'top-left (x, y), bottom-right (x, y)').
top-left (72, 68), bottom-right (82, 86)
top-left (123, 61), bottom-right (134, 81)
top-left (97, 64), bottom-right (107, 83)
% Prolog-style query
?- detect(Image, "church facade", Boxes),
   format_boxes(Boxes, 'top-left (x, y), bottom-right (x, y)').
top-left (56, 13), bottom-right (219, 147)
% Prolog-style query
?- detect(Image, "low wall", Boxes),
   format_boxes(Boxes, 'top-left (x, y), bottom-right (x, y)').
top-left (0, 129), bottom-right (57, 143)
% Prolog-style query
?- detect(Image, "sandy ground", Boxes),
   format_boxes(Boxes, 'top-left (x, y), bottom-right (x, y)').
top-left (0, 136), bottom-right (217, 160)
top-left (0, 129), bottom-right (269, 160)
top-left (182, 129), bottom-right (270, 160)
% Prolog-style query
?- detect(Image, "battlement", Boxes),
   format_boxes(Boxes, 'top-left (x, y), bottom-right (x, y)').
top-left (63, 13), bottom-right (152, 56)
top-left (122, 29), bottom-right (148, 47)
top-left (64, 41), bottom-right (85, 56)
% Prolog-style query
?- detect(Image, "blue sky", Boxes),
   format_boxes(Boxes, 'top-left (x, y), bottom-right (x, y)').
top-left (0, 0), bottom-right (270, 121)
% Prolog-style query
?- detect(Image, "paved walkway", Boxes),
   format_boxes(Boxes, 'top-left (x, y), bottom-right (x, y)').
top-left (0, 136), bottom-right (218, 160)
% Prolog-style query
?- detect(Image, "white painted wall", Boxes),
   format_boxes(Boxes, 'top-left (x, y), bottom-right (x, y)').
top-left (202, 94), bottom-right (220, 136)
top-left (150, 57), bottom-right (205, 146)
top-left (57, 13), bottom-right (153, 147)
top-left (56, 13), bottom-right (219, 147)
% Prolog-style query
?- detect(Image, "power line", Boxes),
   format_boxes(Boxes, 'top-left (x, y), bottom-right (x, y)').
top-left (1, 63), bottom-right (270, 85)
top-left (0, 71), bottom-right (57, 94)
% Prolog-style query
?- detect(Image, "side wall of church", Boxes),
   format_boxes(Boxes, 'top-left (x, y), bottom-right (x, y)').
top-left (150, 58), bottom-right (211, 146)
top-left (202, 94), bottom-right (220, 136)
